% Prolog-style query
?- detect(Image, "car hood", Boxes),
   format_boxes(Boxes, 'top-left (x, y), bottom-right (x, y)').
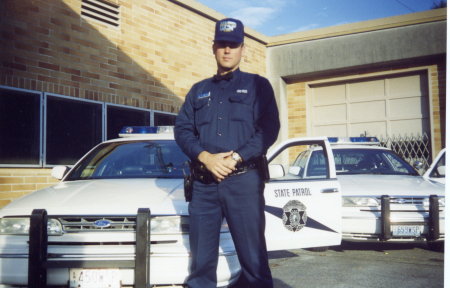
top-left (338, 174), bottom-right (445, 197)
top-left (0, 178), bottom-right (187, 217)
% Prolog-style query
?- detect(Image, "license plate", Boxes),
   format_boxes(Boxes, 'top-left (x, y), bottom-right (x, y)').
top-left (69, 269), bottom-right (121, 288)
top-left (392, 225), bottom-right (423, 237)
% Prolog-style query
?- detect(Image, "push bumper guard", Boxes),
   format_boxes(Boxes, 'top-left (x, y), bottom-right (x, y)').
top-left (380, 194), bottom-right (440, 241)
top-left (28, 208), bottom-right (151, 288)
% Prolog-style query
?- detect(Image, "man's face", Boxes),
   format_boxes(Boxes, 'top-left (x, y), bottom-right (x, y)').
top-left (213, 41), bottom-right (245, 73)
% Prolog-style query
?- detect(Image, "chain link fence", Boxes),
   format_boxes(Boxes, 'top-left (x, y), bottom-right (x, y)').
top-left (377, 133), bottom-right (431, 174)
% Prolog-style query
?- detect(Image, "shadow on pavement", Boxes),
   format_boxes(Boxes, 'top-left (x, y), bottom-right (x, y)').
top-left (228, 274), bottom-right (293, 288)
top-left (330, 240), bottom-right (443, 253)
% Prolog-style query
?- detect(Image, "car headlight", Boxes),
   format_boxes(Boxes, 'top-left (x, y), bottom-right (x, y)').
top-left (0, 218), bottom-right (30, 235)
top-left (150, 216), bottom-right (229, 234)
top-left (151, 216), bottom-right (189, 234)
top-left (343, 197), bottom-right (380, 207)
top-left (423, 196), bottom-right (445, 207)
top-left (47, 219), bottom-right (63, 235)
top-left (0, 218), bottom-right (63, 236)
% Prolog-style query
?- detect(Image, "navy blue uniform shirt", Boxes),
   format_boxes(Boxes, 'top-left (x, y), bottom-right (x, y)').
top-left (175, 69), bottom-right (280, 162)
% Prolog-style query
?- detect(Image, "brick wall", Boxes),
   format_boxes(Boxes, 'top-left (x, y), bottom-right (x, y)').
top-left (0, 169), bottom-right (59, 207)
top-left (0, 0), bottom-right (267, 207)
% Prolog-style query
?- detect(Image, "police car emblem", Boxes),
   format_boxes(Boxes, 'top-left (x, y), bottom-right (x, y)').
top-left (282, 200), bottom-right (307, 232)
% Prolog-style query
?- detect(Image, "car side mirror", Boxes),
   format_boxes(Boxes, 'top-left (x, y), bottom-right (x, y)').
top-left (413, 161), bottom-right (424, 170)
top-left (269, 164), bottom-right (285, 179)
top-left (51, 166), bottom-right (69, 180)
top-left (437, 166), bottom-right (446, 176)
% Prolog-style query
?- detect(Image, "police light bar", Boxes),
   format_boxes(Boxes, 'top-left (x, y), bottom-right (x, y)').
top-left (119, 126), bottom-right (174, 137)
top-left (328, 137), bottom-right (380, 145)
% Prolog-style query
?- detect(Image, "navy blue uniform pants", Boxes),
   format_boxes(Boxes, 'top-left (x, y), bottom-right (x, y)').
top-left (187, 169), bottom-right (273, 288)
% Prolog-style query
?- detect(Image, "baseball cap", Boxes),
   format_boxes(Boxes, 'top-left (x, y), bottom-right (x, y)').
top-left (214, 18), bottom-right (244, 43)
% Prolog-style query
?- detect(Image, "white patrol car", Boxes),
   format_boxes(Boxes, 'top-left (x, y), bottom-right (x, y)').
top-left (0, 127), bottom-right (342, 288)
top-left (289, 137), bottom-right (445, 250)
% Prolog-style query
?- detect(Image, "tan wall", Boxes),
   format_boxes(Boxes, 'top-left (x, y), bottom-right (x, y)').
top-left (0, 0), bottom-right (266, 109)
top-left (0, 169), bottom-right (59, 207)
top-left (0, 0), bottom-right (267, 207)
top-left (431, 62), bottom-right (447, 151)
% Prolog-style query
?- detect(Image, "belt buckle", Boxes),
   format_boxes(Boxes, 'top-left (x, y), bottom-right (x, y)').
top-left (231, 167), bottom-right (247, 176)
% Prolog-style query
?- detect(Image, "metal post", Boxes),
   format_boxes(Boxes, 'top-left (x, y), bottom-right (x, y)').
top-left (380, 195), bottom-right (391, 241)
top-left (428, 195), bottom-right (439, 241)
top-left (135, 208), bottom-right (151, 288)
top-left (28, 209), bottom-right (48, 288)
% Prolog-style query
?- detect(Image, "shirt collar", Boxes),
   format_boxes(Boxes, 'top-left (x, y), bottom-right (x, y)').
top-left (212, 68), bottom-right (241, 82)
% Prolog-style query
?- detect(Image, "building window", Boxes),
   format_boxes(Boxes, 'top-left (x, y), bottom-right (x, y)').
top-left (46, 95), bottom-right (103, 165)
top-left (0, 88), bottom-right (41, 166)
top-left (154, 112), bottom-right (177, 126)
top-left (0, 86), bottom-right (174, 167)
top-left (106, 105), bottom-right (151, 140)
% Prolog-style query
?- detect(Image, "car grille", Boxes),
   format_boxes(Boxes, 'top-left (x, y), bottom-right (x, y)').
top-left (56, 216), bottom-right (137, 232)
top-left (389, 197), bottom-right (426, 205)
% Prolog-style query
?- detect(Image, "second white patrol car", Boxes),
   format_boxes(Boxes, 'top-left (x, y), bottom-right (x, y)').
top-left (289, 137), bottom-right (445, 250)
top-left (0, 127), bottom-right (342, 288)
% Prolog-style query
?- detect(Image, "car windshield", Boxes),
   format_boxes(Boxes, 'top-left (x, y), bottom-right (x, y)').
top-left (65, 140), bottom-right (190, 180)
top-left (309, 148), bottom-right (418, 176)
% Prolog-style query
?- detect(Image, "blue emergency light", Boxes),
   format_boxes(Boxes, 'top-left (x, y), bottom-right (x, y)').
top-left (328, 137), bottom-right (380, 144)
top-left (119, 126), bottom-right (174, 137)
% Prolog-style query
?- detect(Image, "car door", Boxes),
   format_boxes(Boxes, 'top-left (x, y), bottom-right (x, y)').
top-left (264, 137), bottom-right (342, 251)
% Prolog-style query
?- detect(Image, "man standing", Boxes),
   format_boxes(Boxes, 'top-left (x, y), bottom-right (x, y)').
top-left (175, 18), bottom-right (280, 288)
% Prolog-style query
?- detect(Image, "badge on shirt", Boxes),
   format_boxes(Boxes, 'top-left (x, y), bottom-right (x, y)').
top-left (197, 91), bottom-right (211, 99)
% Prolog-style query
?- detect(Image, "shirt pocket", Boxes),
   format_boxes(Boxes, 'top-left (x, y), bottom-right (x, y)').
top-left (193, 97), bottom-right (212, 126)
top-left (229, 93), bottom-right (253, 122)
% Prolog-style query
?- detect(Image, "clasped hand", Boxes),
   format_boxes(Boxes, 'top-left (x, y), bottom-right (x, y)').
top-left (197, 151), bottom-right (238, 182)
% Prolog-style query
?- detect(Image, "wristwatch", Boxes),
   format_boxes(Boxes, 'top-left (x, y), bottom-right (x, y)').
top-left (232, 152), bottom-right (242, 163)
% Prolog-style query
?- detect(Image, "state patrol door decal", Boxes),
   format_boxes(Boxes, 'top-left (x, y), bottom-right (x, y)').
top-left (282, 200), bottom-right (307, 232)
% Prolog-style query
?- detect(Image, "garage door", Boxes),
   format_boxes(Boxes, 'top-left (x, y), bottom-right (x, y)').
top-left (310, 71), bottom-right (430, 138)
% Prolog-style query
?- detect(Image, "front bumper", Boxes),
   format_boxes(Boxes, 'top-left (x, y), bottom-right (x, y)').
top-left (343, 195), bottom-right (445, 242)
top-left (0, 209), bottom-right (240, 287)
top-left (0, 250), bottom-right (240, 287)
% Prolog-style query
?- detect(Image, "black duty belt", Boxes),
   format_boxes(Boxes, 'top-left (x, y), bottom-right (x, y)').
top-left (191, 158), bottom-right (259, 184)
top-left (229, 161), bottom-right (258, 176)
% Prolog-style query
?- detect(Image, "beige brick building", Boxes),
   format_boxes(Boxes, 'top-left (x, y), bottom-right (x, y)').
top-left (0, 0), bottom-right (446, 207)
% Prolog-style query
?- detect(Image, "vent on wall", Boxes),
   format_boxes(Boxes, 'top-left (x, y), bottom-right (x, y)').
top-left (81, 0), bottom-right (120, 27)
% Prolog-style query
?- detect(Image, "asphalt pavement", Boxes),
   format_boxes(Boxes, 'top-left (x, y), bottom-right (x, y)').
top-left (268, 241), bottom-right (444, 288)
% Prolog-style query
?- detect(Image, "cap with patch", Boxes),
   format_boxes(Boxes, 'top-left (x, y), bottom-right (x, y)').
top-left (214, 18), bottom-right (244, 43)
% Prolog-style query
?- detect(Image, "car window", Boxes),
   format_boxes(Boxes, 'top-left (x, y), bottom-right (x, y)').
top-left (271, 144), bottom-right (328, 180)
top-left (429, 152), bottom-right (446, 178)
top-left (65, 140), bottom-right (189, 180)
top-left (331, 148), bottom-right (418, 176)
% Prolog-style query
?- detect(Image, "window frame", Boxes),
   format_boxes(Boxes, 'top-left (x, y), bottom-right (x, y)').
top-left (0, 86), bottom-right (44, 168)
top-left (0, 86), bottom-right (174, 168)
top-left (43, 93), bottom-right (105, 167)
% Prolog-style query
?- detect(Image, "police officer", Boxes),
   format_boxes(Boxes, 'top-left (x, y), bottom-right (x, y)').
top-left (175, 18), bottom-right (280, 288)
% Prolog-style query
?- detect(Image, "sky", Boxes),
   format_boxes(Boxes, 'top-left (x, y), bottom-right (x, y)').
top-left (195, 0), bottom-right (446, 36)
